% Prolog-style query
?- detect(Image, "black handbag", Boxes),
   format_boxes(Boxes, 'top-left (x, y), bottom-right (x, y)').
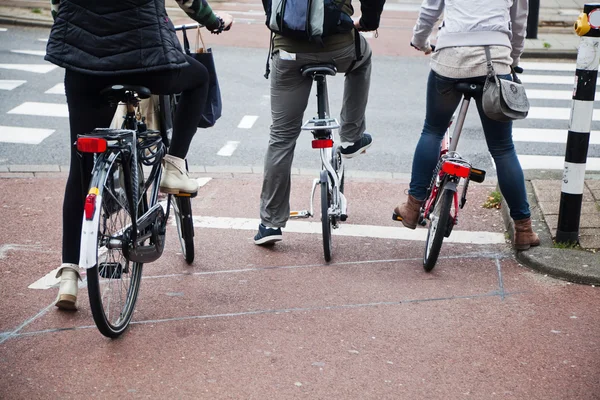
top-left (482, 46), bottom-right (530, 122)
top-left (181, 26), bottom-right (222, 128)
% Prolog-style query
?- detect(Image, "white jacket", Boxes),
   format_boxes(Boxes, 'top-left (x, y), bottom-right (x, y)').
top-left (411, 0), bottom-right (528, 66)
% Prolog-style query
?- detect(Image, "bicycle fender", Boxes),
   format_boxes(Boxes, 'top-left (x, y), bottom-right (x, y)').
top-left (79, 194), bottom-right (102, 269)
top-left (443, 181), bottom-right (458, 193)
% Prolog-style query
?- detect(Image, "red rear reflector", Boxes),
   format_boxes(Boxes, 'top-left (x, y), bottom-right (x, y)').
top-left (77, 137), bottom-right (107, 153)
top-left (441, 161), bottom-right (470, 178)
top-left (84, 194), bottom-right (96, 220)
top-left (312, 139), bottom-right (333, 149)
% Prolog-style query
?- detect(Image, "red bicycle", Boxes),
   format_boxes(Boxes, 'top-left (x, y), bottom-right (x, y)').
top-left (418, 82), bottom-right (486, 271)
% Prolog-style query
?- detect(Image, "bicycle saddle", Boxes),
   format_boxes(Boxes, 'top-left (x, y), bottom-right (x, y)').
top-left (100, 84), bottom-right (152, 104)
top-left (301, 64), bottom-right (337, 77)
top-left (455, 82), bottom-right (483, 96)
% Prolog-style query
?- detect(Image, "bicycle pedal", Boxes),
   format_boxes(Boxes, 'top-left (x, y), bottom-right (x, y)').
top-left (98, 262), bottom-right (126, 279)
top-left (392, 212), bottom-right (403, 222)
top-left (340, 214), bottom-right (347, 221)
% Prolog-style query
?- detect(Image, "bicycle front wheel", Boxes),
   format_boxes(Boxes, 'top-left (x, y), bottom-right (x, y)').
top-left (86, 153), bottom-right (144, 338)
top-left (172, 195), bottom-right (195, 264)
top-left (320, 170), bottom-right (332, 262)
top-left (423, 186), bottom-right (453, 272)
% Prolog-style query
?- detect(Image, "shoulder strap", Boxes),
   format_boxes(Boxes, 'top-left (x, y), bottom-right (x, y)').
top-left (344, 29), bottom-right (363, 76)
top-left (484, 45), bottom-right (495, 76)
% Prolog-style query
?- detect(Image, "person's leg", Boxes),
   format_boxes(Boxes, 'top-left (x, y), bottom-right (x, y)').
top-left (474, 89), bottom-right (530, 220)
top-left (258, 51), bottom-right (312, 238)
top-left (126, 54), bottom-right (209, 194)
top-left (409, 71), bottom-right (462, 200)
top-left (473, 82), bottom-right (539, 249)
top-left (59, 69), bottom-right (116, 309)
top-left (335, 35), bottom-right (372, 145)
top-left (393, 71), bottom-right (462, 228)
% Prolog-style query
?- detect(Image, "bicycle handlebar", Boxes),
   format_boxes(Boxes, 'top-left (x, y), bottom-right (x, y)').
top-left (174, 23), bottom-right (204, 31)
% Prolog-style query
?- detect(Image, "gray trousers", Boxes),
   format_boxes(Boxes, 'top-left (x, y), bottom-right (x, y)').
top-left (259, 35), bottom-right (373, 228)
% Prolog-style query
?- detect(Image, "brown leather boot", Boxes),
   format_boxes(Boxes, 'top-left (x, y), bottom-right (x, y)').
top-left (392, 195), bottom-right (423, 229)
top-left (513, 217), bottom-right (541, 250)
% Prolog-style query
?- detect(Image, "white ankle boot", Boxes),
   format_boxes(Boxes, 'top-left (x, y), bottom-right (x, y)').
top-left (55, 263), bottom-right (81, 311)
top-left (159, 155), bottom-right (199, 195)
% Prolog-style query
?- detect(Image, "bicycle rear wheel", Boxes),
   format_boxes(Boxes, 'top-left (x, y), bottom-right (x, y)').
top-left (423, 185), bottom-right (453, 272)
top-left (320, 170), bottom-right (332, 262)
top-left (172, 195), bottom-right (195, 264)
top-left (86, 153), bottom-right (144, 338)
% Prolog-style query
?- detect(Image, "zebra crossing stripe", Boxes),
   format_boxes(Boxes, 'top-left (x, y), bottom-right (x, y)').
top-left (11, 50), bottom-right (46, 57)
top-left (518, 155), bottom-right (600, 170)
top-left (519, 62), bottom-right (575, 72)
top-left (527, 106), bottom-right (600, 121)
top-left (519, 75), bottom-right (574, 85)
top-left (512, 128), bottom-right (600, 145)
top-left (0, 80), bottom-right (26, 91)
top-left (0, 126), bottom-right (55, 144)
top-left (0, 28), bottom-right (7, 32)
top-left (44, 83), bottom-right (64, 95)
top-left (7, 102), bottom-right (68, 118)
top-left (525, 89), bottom-right (600, 100)
top-left (0, 64), bottom-right (57, 74)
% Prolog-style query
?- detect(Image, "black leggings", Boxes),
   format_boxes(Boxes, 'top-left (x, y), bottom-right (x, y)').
top-left (62, 55), bottom-right (208, 264)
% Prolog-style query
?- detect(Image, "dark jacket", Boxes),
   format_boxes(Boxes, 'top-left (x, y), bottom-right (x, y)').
top-left (45, 0), bottom-right (217, 75)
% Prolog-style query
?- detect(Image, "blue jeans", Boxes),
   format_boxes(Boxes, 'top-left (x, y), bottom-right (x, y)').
top-left (409, 70), bottom-right (530, 221)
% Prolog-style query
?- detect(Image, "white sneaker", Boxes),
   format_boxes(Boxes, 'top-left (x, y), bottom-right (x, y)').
top-left (159, 155), bottom-right (199, 195)
top-left (55, 263), bottom-right (81, 311)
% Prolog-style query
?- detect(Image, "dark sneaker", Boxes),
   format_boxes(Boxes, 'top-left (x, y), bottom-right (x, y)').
top-left (254, 224), bottom-right (283, 245)
top-left (340, 133), bottom-right (373, 159)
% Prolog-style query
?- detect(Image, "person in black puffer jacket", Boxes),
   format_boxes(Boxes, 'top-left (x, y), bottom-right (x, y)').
top-left (46, 0), bottom-right (233, 312)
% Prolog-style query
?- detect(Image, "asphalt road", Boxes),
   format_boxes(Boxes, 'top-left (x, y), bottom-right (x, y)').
top-left (1, 24), bottom-right (600, 175)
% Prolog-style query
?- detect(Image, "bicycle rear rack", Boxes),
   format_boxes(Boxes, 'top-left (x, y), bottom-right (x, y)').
top-left (301, 117), bottom-right (340, 132)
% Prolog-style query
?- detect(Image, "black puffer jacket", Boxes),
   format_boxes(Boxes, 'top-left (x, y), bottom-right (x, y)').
top-left (45, 0), bottom-right (187, 75)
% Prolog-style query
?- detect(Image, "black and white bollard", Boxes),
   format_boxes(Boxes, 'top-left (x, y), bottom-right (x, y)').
top-left (556, 4), bottom-right (600, 244)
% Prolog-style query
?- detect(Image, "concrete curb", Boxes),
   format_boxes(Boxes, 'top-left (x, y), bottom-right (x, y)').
top-left (0, 164), bottom-right (422, 182)
top-left (0, 15), bottom-right (53, 28)
top-left (500, 181), bottom-right (600, 286)
top-left (521, 50), bottom-right (578, 59)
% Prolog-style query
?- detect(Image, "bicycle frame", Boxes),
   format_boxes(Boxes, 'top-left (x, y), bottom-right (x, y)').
top-left (421, 95), bottom-right (473, 226)
top-left (293, 72), bottom-right (346, 222)
top-left (79, 93), bottom-right (171, 268)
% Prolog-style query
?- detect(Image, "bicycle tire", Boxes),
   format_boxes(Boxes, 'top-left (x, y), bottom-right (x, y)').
top-left (172, 196), bottom-right (195, 264)
top-left (423, 185), bottom-right (453, 272)
top-left (86, 152), bottom-right (144, 338)
top-left (320, 170), bottom-right (332, 262)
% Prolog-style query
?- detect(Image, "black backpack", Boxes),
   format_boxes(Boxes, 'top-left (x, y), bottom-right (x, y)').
top-left (263, 0), bottom-right (354, 43)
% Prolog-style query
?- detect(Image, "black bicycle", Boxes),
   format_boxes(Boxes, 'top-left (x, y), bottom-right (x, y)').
top-left (77, 86), bottom-right (195, 338)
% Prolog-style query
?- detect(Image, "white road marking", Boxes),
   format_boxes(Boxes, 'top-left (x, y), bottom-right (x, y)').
top-left (520, 62), bottom-right (576, 72)
top-left (38, 38), bottom-right (48, 42)
top-left (28, 267), bottom-right (61, 289)
top-left (0, 28), bottom-right (7, 32)
top-left (217, 141), bottom-right (240, 156)
top-left (31, 177), bottom-right (213, 290)
top-left (188, 216), bottom-right (507, 245)
top-left (238, 115), bottom-right (258, 129)
top-left (512, 128), bottom-right (600, 145)
top-left (0, 80), bottom-right (26, 91)
top-left (518, 155), bottom-right (600, 170)
top-left (527, 106), bottom-right (600, 121)
top-left (11, 50), bottom-right (46, 57)
top-left (0, 126), bottom-right (55, 144)
top-left (44, 83), bottom-right (65, 94)
top-left (0, 64), bottom-right (57, 74)
top-left (520, 75), bottom-right (575, 85)
top-left (7, 102), bottom-right (68, 118)
top-left (525, 89), bottom-right (581, 100)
